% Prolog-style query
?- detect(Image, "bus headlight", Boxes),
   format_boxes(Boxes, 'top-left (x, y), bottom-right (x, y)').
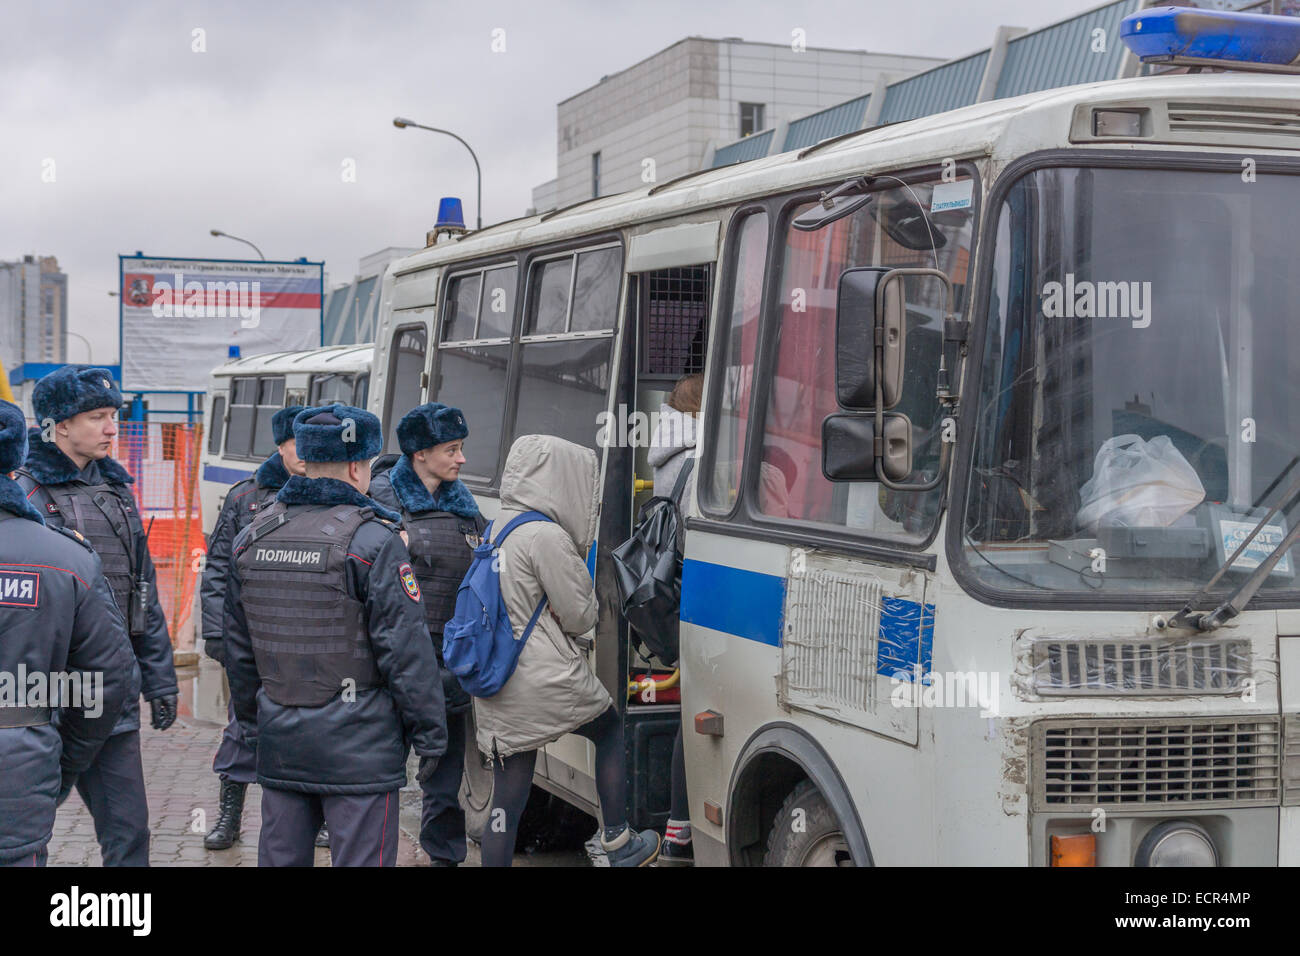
top-left (1135, 821), bottom-right (1218, 867)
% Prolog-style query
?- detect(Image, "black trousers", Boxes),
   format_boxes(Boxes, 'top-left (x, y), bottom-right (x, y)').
top-left (75, 729), bottom-right (151, 867)
top-left (0, 846), bottom-right (48, 867)
top-left (212, 696), bottom-right (256, 784)
top-left (418, 705), bottom-right (467, 863)
top-left (258, 787), bottom-right (399, 867)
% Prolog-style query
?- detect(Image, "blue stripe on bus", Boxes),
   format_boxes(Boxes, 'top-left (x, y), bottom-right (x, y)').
top-left (680, 559), bottom-right (786, 646)
top-left (203, 464), bottom-right (256, 484)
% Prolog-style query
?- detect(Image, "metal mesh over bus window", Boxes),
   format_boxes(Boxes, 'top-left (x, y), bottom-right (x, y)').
top-left (642, 266), bottom-right (709, 377)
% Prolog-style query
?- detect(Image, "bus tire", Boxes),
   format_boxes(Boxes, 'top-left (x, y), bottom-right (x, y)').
top-left (762, 779), bottom-right (856, 867)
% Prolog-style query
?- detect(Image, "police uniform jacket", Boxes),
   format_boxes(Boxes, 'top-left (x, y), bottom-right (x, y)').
top-left (367, 455), bottom-right (485, 714)
top-left (199, 452), bottom-right (290, 665)
top-left (15, 432), bottom-right (178, 735)
top-left (223, 475), bottom-right (448, 795)
top-left (0, 483), bottom-right (134, 863)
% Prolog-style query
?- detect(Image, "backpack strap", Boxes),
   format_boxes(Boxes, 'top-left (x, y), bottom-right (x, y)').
top-left (669, 456), bottom-right (696, 506)
top-left (488, 509), bottom-right (553, 547)
top-left (486, 510), bottom-right (553, 639)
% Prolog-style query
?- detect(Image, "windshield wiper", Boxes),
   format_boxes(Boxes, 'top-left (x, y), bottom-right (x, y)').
top-left (1169, 468), bottom-right (1300, 631)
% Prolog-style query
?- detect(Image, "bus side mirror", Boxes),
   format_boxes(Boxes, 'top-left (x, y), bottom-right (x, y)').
top-left (836, 267), bottom-right (905, 410)
top-left (822, 413), bottom-right (912, 482)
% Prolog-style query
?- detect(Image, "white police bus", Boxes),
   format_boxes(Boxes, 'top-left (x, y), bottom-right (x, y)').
top-left (370, 9), bottom-right (1300, 865)
top-left (199, 344), bottom-right (373, 529)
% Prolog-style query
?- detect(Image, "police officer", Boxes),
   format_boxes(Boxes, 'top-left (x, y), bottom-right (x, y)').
top-left (0, 400), bottom-right (135, 867)
top-left (368, 402), bottom-right (483, 867)
top-left (15, 367), bottom-right (180, 867)
top-left (223, 403), bottom-right (448, 866)
top-left (198, 404), bottom-right (305, 850)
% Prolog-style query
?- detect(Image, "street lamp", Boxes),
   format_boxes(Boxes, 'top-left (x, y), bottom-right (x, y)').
top-left (209, 229), bottom-right (266, 260)
top-left (66, 330), bottom-right (93, 364)
top-left (393, 116), bottom-right (482, 231)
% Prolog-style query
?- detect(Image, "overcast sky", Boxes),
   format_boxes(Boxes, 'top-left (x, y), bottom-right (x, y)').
top-left (3, 0), bottom-right (1097, 364)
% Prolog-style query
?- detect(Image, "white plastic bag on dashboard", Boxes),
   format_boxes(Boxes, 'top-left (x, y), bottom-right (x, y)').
top-left (1075, 434), bottom-right (1206, 530)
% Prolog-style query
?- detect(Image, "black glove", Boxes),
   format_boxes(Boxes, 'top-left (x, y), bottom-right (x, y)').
top-left (150, 695), bottom-right (178, 731)
top-left (416, 756), bottom-right (439, 786)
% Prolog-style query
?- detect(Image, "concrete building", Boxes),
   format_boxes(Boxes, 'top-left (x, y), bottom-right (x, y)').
top-left (323, 246), bottom-right (418, 346)
top-left (530, 37), bottom-right (942, 214)
top-left (707, 0), bottom-right (1300, 167)
top-left (0, 255), bottom-right (68, 375)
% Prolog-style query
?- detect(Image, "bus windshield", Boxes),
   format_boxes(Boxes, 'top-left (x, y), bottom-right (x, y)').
top-left (960, 164), bottom-right (1300, 601)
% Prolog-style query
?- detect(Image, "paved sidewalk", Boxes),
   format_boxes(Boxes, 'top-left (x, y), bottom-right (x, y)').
top-left (47, 717), bottom-right (431, 867)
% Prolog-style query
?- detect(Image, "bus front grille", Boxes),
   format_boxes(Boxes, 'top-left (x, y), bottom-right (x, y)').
top-left (1031, 717), bottom-right (1282, 810)
top-left (1030, 637), bottom-right (1251, 695)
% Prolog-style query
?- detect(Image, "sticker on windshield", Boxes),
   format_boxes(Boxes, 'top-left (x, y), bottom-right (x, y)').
top-left (930, 180), bottom-right (973, 213)
top-left (1219, 519), bottom-right (1292, 574)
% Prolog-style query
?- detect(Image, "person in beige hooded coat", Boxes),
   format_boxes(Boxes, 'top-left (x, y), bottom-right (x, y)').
top-left (475, 434), bottom-right (660, 867)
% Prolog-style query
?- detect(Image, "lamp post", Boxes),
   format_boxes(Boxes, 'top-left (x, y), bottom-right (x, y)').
top-left (209, 229), bottom-right (266, 260)
top-left (65, 330), bottom-right (93, 364)
top-left (393, 116), bottom-right (482, 231)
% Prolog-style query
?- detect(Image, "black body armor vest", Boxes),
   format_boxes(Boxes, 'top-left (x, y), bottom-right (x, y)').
top-left (39, 480), bottom-right (139, 615)
top-left (403, 511), bottom-right (481, 644)
top-left (235, 501), bottom-right (383, 707)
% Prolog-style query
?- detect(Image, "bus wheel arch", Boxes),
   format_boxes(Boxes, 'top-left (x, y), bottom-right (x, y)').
top-left (725, 722), bottom-right (873, 867)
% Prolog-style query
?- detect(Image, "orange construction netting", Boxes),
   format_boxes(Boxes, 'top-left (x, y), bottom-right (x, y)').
top-left (111, 422), bottom-right (205, 651)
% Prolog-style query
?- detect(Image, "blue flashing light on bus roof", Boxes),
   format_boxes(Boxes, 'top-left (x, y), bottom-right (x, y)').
top-left (1121, 6), bottom-right (1300, 70)
top-left (435, 197), bottom-right (466, 231)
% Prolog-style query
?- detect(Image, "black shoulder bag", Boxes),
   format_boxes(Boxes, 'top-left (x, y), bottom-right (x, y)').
top-left (611, 456), bottom-right (695, 667)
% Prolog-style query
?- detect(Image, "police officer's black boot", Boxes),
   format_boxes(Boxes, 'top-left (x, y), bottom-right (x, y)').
top-left (204, 779), bottom-right (247, 850)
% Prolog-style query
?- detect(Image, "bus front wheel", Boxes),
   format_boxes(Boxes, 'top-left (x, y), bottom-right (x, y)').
top-left (763, 779), bottom-right (855, 867)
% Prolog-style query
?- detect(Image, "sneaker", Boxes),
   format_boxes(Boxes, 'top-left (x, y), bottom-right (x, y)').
top-left (658, 838), bottom-right (694, 867)
top-left (603, 826), bottom-right (661, 867)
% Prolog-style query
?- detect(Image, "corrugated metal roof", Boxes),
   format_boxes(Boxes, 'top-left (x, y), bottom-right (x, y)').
top-left (995, 0), bottom-right (1141, 99)
top-left (782, 94), bottom-right (872, 152)
top-left (878, 50), bottom-right (990, 125)
top-left (711, 129), bottom-right (774, 167)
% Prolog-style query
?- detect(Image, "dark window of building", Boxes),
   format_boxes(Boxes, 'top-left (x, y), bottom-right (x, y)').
top-left (740, 102), bottom-right (765, 137)
top-left (592, 152), bottom-right (601, 198)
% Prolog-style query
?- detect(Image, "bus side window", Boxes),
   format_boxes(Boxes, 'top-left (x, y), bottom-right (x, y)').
top-left (251, 376), bottom-right (285, 458)
top-left (512, 244), bottom-right (621, 450)
top-left (207, 395), bottom-right (226, 456)
top-left (755, 175), bottom-right (974, 541)
top-left (224, 376), bottom-right (257, 459)
top-left (353, 373), bottom-right (369, 410)
top-left (702, 210), bottom-right (768, 515)
top-left (384, 325), bottom-right (428, 452)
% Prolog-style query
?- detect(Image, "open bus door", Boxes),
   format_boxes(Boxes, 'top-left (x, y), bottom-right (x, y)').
top-left (602, 257), bottom-right (713, 832)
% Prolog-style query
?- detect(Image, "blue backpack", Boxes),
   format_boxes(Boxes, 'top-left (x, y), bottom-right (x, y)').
top-left (442, 510), bottom-right (553, 698)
